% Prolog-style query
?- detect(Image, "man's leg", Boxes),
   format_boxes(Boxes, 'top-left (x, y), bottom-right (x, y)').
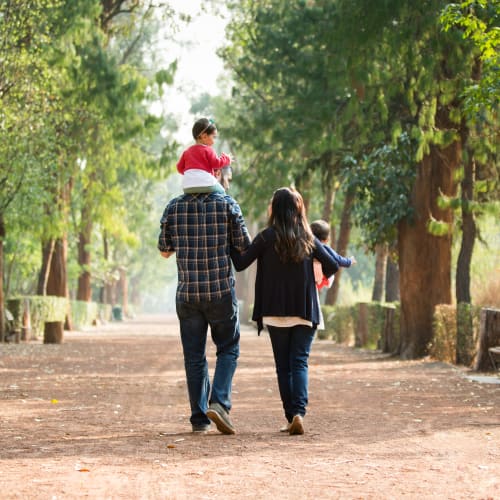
top-left (205, 291), bottom-right (240, 411)
top-left (176, 301), bottom-right (211, 428)
top-left (203, 291), bottom-right (240, 434)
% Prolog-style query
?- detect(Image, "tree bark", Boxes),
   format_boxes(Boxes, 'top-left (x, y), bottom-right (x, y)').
top-left (474, 308), bottom-right (500, 372)
top-left (117, 267), bottom-right (128, 317)
top-left (385, 253), bottom-right (400, 302)
top-left (372, 243), bottom-right (388, 302)
top-left (325, 191), bottom-right (355, 305)
top-left (321, 166), bottom-right (337, 223)
top-left (38, 239), bottom-right (55, 295)
top-left (43, 178), bottom-right (72, 342)
top-left (44, 236), bottom-right (68, 343)
top-left (0, 213), bottom-right (5, 342)
top-left (77, 206), bottom-right (93, 302)
top-left (456, 153), bottom-right (476, 304)
top-left (398, 140), bottom-right (459, 359)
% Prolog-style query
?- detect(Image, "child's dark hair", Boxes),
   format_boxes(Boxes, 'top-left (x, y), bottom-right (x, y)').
top-left (310, 219), bottom-right (330, 241)
top-left (192, 118), bottom-right (216, 139)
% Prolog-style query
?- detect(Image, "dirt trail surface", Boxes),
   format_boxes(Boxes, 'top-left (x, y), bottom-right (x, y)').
top-left (0, 315), bottom-right (499, 499)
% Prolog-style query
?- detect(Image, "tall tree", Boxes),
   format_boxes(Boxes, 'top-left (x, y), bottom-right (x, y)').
top-left (0, 0), bottom-right (64, 339)
top-left (223, 0), bottom-right (490, 357)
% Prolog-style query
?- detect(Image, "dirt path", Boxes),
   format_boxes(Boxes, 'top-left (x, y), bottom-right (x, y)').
top-left (0, 315), bottom-right (499, 499)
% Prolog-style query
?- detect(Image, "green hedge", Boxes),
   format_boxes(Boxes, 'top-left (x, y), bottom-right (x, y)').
top-left (430, 303), bottom-right (481, 366)
top-left (319, 302), bottom-right (400, 352)
top-left (70, 300), bottom-right (113, 329)
top-left (356, 302), bottom-right (386, 350)
top-left (430, 304), bottom-right (456, 363)
top-left (7, 296), bottom-right (114, 337)
top-left (317, 300), bottom-right (481, 366)
top-left (320, 305), bottom-right (356, 345)
top-left (7, 296), bottom-right (68, 338)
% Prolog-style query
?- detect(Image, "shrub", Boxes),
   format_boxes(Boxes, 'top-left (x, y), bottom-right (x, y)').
top-left (7, 296), bottom-right (68, 338)
top-left (321, 305), bottom-right (356, 345)
top-left (430, 304), bottom-right (457, 363)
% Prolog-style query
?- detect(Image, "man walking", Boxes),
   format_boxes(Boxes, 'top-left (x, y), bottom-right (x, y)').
top-left (158, 190), bottom-right (250, 434)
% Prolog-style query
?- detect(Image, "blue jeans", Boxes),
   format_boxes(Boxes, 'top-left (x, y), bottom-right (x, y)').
top-left (176, 291), bottom-right (240, 427)
top-left (267, 325), bottom-right (316, 422)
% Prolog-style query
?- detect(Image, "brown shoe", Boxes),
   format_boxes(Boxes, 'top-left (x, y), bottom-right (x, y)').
top-left (289, 415), bottom-right (304, 435)
top-left (280, 422), bottom-right (291, 432)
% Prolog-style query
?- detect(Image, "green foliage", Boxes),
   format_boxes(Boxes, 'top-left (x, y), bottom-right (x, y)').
top-left (1, 0), bottom-right (182, 311)
top-left (347, 134), bottom-right (417, 249)
top-left (427, 216), bottom-right (452, 236)
top-left (440, 0), bottom-right (500, 117)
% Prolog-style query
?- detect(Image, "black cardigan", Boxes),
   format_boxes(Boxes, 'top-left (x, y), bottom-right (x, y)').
top-left (231, 227), bottom-right (338, 333)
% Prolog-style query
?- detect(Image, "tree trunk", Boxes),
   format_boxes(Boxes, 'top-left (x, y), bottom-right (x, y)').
top-left (372, 243), bottom-right (388, 302)
top-left (325, 191), bottom-right (355, 305)
top-left (321, 168), bottom-right (337, 222)
top-left (44, 237), bottom-right (68, 343)
top-left (456, 154), bottom-right (476, 304)
top-left (118, 267), bottom-right (128, 317)
top-left (474, 308), bottom-right (500, 372)
top-left (100, 230), bottom-right (111, 305)
top-left (398, 140), bottom-right (459, 359)
top-left (355, 302), bottom-right (368, 347)
top-left (77, 208), bottom-right (93, 302)
top-left (385, 253), bottom-right (400, 302)
top-left (0, 213), bottom-right (5, 342)
top-left (38, 239), bottom-right (56, 295)
top-left (296, 173), bottom-right (313, 215)
top-left (381, 305), bottom-right (399, 354)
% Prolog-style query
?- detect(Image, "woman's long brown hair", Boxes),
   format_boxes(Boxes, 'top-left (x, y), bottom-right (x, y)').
top-left (268, 187), bottom-right (315, 263)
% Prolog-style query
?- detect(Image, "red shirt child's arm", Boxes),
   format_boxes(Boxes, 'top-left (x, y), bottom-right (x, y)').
top-left (205, 148), bottom-right (231, 171)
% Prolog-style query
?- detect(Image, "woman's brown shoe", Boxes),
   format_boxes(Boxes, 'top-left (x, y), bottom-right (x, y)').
top-left (289, 415), bottom-right (304, 435)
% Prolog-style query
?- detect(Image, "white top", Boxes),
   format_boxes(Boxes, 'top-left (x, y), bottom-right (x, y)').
top-left (182, 169), bottom-right (217, 189)
top-left (263, 316), bottom-right (313, 328)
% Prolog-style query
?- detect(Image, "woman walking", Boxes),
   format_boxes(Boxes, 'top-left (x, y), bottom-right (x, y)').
top-left (231, 187), bottom-right (338, 435)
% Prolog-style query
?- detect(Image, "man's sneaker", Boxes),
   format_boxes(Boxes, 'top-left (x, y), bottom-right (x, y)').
top-left (206, 402), bottom-right (235, 435)
top-left (280, 422), bottom-right (291, 432)
top-left (192, 423), bottom-right (211, 433)
top-left (289, 415), bottom-right (304, 435)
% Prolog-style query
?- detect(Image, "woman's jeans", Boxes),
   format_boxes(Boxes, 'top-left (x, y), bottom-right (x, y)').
top-left (176, 291), bottom-right (240, 427)
top-left (267, 325), bottom-right (316, 422)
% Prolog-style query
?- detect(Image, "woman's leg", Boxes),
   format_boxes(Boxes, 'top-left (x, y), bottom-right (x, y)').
top-left (268, 326), bottom-right (293, 422)
top-left (289, 325), bottom-right (315, 417)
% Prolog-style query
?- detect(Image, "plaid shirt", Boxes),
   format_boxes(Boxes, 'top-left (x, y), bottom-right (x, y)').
top-left (158, 192), bottom-right (251, 302)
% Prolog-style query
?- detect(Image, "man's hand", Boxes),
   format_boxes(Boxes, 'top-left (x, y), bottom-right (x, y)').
top-left (160, 251), bottom-right (174, 259)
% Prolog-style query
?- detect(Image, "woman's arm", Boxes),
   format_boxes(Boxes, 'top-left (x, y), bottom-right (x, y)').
top-left (230, 232), bottom-right (266, 271)
top-left (312, 238), bottom-right (339, 277)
